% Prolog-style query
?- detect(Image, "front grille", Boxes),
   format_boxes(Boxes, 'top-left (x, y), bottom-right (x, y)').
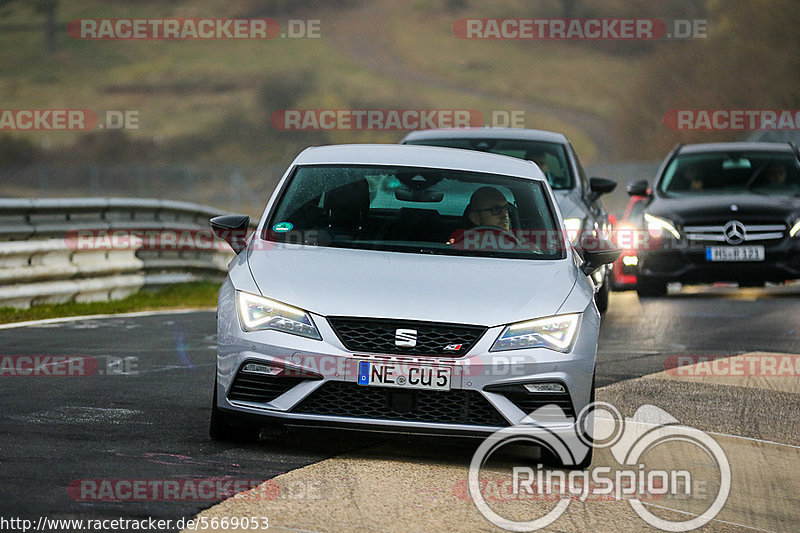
top-left (228, 371), bottom-right (307, 404)
top-left (684, 222), bottom-right (786, 243)
top-left (327, 317), bottom-right (486, 356)
top-left (292, 381), bottom-right (509, 427)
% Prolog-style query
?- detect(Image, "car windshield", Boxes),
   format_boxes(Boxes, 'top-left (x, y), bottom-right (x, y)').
top-left (659, 151), bottom-right (800, 195)
top-left (403, 138), bottom-right (574, 190)
top-left (264, 164), bottom-right (565, 260)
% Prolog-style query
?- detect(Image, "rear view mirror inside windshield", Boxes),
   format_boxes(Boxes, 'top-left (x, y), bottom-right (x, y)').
top-left (722, 157), bottom-right (751, 169)
top-left (394, 189), bottom-right (444, 202)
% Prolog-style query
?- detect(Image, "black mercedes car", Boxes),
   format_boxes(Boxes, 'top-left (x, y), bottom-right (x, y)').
top-left (629, 142), bottom-right (800, 297)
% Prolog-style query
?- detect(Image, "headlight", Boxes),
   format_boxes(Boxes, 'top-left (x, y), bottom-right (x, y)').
top-left (563, 218), bottom-right (582, 243)
top-left (236, 291), bottom-right (321, 339)
top-left (644, 213), bottom-right (680, 239)
top-left (613, 223), bottom-right (640, 250)
top-left (790, 219), bottom-right (800, 238)
top-left (491, 313), bottom-right (580, 352)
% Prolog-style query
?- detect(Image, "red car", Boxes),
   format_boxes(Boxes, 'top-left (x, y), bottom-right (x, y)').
top-left (610, 184), bottom-right (649, 291)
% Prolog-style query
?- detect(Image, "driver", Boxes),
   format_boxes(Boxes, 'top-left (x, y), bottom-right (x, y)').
top-left (466, 186), bottom-right (512, 231)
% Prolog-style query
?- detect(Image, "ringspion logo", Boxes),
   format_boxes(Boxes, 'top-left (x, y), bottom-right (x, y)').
top-left (468, 403), bottom-right (730, 531)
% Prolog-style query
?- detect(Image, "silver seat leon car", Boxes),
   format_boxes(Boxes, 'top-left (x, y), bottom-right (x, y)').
top-left (209, 144), bottom-right (618, 460)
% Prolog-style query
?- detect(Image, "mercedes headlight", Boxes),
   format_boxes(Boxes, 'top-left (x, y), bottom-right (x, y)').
top-left (491, 314), bottom-right (580, 352)
top-left (236, 291), bottom-right (321, 339)
top-left (790, 219), bottom-right (800, 238)
top-left (644, 213), bottom-right (680, 239)
top-left (563, 218), bottom-right (582, 243)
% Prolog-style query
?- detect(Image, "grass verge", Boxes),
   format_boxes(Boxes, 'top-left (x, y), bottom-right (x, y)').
top-left (0, 281), bottom-right (220, 325)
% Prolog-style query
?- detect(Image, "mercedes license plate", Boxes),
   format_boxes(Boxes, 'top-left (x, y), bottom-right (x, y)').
top-left (706, 246), bottom-right (765, 262)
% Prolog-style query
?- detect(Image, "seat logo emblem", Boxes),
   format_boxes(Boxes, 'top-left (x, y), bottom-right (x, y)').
top-left (395, 328), bottom-right (417, 348)
top-left (723, 220), bottom-right (746, 245)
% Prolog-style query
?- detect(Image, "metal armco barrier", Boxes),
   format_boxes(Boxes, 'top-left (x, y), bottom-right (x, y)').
top-left (0, 198), bottom-right (241, 308)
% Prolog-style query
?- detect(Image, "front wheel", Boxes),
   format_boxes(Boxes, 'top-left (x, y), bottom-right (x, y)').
top-left (210, 377), bottom-right (260, 443)
top-left (541, 372), bottom-right (595, 470)
top-left (595, 277), bottom-right (610, 313)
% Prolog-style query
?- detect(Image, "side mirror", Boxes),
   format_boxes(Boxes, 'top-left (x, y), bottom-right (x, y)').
top-left (577, 236), bottom-right (622, 276)
top-left (627, 179), bottom-right (650, 197)
top-left (589, 177), bottom-right (617, 201)
top-left (210, 214), bottom-right (250, 254)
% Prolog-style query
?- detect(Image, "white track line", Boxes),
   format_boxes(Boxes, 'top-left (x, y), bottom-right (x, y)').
top-left (0, 307), bottom-right (215, 330)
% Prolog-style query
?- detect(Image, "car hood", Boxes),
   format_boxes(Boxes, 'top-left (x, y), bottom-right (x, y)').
top-left (649, 193), bottom-right (800, 224)
top-left (246, 244), bottom-right (579, 327)
top-left (553, 189), bottom-right (584, 220)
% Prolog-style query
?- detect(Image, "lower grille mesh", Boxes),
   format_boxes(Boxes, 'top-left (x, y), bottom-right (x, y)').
top-left (292, 381), bottom-right (508, 427)
top-left (228, 372), bottom-right (306, 404)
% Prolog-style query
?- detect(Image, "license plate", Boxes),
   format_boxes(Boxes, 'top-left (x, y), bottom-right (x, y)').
top-left (706, 245), bottom-right (765, 262)
top-left (357, 361), bottom-right (451, 391)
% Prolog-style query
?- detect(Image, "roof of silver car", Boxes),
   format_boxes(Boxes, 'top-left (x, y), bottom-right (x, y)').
top-left (293, 143), bottom-right (547, 181)
top-left (678, 142), bottom-right (796, 154)
top-left (400, 127), bottom-right (569, 144)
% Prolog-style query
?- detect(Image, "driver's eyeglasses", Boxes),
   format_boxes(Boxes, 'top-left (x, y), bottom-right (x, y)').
top-left (472, 202), bottom-right (513, 216)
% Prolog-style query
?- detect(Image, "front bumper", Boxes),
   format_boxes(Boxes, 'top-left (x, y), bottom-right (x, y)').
top-left (215, 280), bottom-right (598, 438)
top-left (637, 237), bottom-right (800, 284)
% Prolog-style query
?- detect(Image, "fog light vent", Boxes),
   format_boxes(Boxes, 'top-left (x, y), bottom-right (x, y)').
top-left (523, 383), bottom-right (566, 394)
top-left (242, 363), bottom-right (281, 375)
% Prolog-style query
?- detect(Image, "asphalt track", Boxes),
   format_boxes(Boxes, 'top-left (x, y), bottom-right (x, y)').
top-left (1, 285), bottom-right (799, 532)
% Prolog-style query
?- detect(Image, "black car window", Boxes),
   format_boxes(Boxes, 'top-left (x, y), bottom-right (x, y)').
top-left (660, 151), bottom-right (800, 195)
top-left (264, 164), bottom-right (565, 260)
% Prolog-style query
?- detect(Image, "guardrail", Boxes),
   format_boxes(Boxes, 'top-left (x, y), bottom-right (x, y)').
top-left (0, 198), bottom-right (243, 308)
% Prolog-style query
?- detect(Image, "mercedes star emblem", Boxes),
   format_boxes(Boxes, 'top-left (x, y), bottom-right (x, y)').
top-left (723, 220), bottom-right (746, 245)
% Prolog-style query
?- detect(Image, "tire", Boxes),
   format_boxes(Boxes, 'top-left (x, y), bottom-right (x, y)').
top-left (636, 276), bottom-right (668, 298)
top-left (573, 372), bottom-right (596, 470)
top-left (595, 277), bottom-right (610, 313)
top-left (210, 378), bottom-right (260, 443)
top-left (540, 373), bottom-right (595, 470)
